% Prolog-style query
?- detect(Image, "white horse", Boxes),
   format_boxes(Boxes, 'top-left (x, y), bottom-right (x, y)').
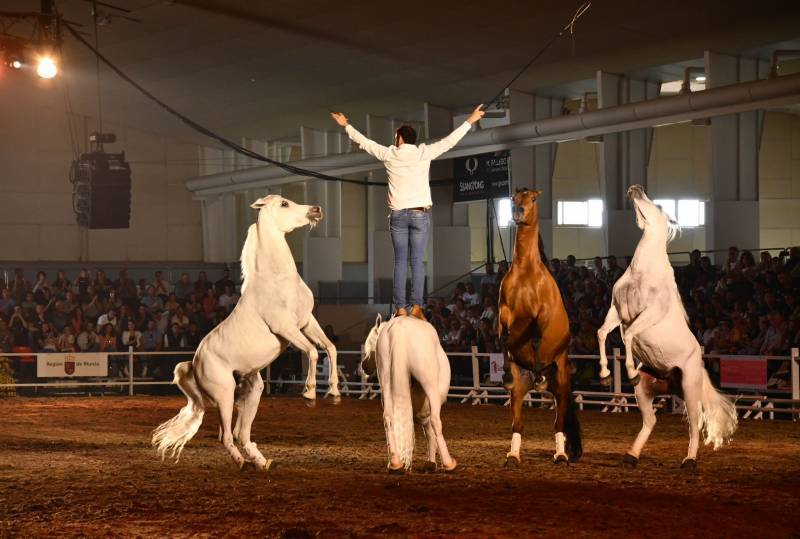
top-left (152, 194), bottom-right (340, 470)
top-left (597, 185), bottom-right (737, 469)
top-left (362, 314), bottom-right (457, 473)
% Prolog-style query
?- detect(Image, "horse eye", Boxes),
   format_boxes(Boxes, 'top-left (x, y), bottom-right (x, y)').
top-left (281, 201), bottom-right (289, 208)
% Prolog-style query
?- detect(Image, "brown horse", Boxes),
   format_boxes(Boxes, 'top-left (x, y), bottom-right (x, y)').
top-left (498, 188), bottom-right (582, 465)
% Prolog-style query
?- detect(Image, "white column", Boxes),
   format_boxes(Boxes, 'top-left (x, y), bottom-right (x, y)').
top-left (426, 103), bottom-right (470, 292)
top-left (597, 71), bottom-right (659, 258)
top-left (366, 115), bottom-right (393, 303)
top-left (510, 90), bottom-right (562, 256)
top-left (301, 126), bottom-right (342, 295)
top-left (703, 51), bottom-right (765, 263)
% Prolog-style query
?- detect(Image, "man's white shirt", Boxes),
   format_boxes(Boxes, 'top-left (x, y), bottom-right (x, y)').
top-left (344, 121), bottom-right (472, 210)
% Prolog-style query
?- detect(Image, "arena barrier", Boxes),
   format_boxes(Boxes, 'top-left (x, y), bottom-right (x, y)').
top-left (1, 347), bottom-right (798, 420)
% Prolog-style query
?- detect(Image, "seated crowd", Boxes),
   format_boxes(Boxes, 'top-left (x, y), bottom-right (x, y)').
top-left (0, 268), bottom-right (239, 379)
top-left (426, 246), bottom-right (800, 386)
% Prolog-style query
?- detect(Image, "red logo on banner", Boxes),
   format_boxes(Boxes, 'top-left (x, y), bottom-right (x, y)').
top-left (64, 356), bottom-right (76, 375)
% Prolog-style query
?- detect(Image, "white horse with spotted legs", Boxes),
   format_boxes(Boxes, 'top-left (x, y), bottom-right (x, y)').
top-left (152, 195), bottom-right (340, 470)
top-left (597, 185), bottom-right (737, 469)
top-left (362, 314), bottom-right (456, 474)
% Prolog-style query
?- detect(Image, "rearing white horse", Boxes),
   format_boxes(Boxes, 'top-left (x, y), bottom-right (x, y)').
top-left (362, 314), bottom-right (456, 473)
top-left (597, 185), bottom-right (737, 469)
top-left (152, 195), bottom-right (340, 470)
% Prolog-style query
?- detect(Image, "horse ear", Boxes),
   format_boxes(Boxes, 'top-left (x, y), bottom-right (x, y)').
top-left (250, 198), bottom-right (265, 209)
top-left (375, 313), bottom-right (382, 327)
top-left (533, 189), bottom-right (542, 198)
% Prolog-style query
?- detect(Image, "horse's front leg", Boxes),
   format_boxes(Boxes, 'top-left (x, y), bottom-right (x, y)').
top-left (301, 316), bottom-right (341, 404)
top-left (504, 360), bottom-right (532, 467)
top-left (277, 325), bottom-right (320, 404)
top-left (620, 294), bottom-right (667, 385)
top-left (597, 304), bottom-right (621, 385)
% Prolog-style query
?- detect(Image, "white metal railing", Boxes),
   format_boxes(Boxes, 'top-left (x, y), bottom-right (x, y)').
top-left (1, 346), bottom-right (798, 420)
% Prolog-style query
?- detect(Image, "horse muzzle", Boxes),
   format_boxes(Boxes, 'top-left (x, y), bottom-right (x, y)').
top-left (307, 206), bottom-right (324, 222)
top-left (627, 184), bottom-right (645, 200)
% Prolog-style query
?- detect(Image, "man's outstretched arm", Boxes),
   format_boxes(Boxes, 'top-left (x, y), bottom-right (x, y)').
top-left (331, 111), bottom-right (390, 161)
top-left (420, 104), bottom-right (485, 161)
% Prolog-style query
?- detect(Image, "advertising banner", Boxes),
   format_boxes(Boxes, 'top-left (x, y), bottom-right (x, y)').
top-left (719, 356), bottom-right (767, 390)
top-left (489, 353), bottom-right (505, 383)
top-left (37, 353), bottom-right (109, 378)
top-left (453, 151), bottom-right (510, 202)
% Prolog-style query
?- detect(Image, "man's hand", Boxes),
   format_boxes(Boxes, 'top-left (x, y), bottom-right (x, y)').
top-left (330, 111), bottom-right (349, 127)
top-left (467, 104), bottom-right (485, 125)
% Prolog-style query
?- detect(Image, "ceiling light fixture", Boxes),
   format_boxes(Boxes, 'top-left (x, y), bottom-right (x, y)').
top-left (36, 55), bottom-right (57, 78)
top-left (695, 75), bottom-right (706, 82)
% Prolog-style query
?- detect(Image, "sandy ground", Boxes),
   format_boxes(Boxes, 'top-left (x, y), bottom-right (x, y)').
top-left (0, 395), bottom-right (799, 538)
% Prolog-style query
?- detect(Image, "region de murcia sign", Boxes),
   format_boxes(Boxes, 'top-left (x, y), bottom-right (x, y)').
top-left (453, 151), bottom-right (510, 202)
top-left (37, 353), bottom-right (109, 378)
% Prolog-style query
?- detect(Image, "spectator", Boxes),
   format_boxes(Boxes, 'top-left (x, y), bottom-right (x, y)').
top-left (174, 273), bottom-right (194, 302)
top-left (195, 271), bottom-right (213, 295)
top-left (218, 285), bottom-right (238, 312)
top-left (163, 323), bottom-right (186, 351)
top-left (57, 326), bottom-right (77, 352)
top-left (97, 309), bottom-right (118, 330)
top-left (121, 320), bottom-right (143, 351)
top-left (0, 288), bottom-right (15, 317)
top-left (462, 283), bottom-right (480, 306)
top-left (214, 269), bottom-right (235, 293)
top-left (76, 268), bottom-right (92, 301)
top-left (153, 270), bottom-right (170, 299)
top-left (77, 322), bottom-right (99, 352)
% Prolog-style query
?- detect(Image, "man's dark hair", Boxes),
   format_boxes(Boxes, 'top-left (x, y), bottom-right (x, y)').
top-left (395, 125), bottom-right (417, 145)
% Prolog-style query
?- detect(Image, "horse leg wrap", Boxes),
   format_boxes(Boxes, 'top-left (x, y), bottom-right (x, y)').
top-left (553, 432), bottom-right (568, 464)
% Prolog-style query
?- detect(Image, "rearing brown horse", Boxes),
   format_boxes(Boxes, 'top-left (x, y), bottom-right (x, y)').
top-left (498, 188), bottom-right (582, 465)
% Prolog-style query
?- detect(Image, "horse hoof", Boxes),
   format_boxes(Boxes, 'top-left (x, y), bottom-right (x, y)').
top-left (599, 375), bottom-right (613, 387)
top-left (629, 374), bottom-right (641, 386)
top-left (533, 377), bottom-right (548, 392)
top-left (680, 458), bottom-right (697, 471)
top-left (388, 466), bottom-right (405, 476)
top-left (443, 460), bottom-right (457, 473)
top-left (420, 461), bottom-right (437, 474)
top-left (553, 454), bottom-right (569, 465)
top-left (622, 453), bottom-right (639, 469)
top-left (303, 396), bottom-right (316, 408)
top-left (328, 394), bottom-right (342, 405)
top-left (504, 455), bottom-right (520, 468)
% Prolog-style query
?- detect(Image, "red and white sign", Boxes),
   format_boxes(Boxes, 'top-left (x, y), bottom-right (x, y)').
top-left (37, 353), bottom-right (109, 378)
top-left (489, 353), bottom-right (505, 383)
top-left (719, 356), bottom-right (767, 390)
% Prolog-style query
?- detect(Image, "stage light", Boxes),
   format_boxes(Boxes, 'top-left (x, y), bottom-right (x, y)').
top-left (8, 55), bottom-right (23, 69)
top-left (36, 56), bottom-right (57, 79)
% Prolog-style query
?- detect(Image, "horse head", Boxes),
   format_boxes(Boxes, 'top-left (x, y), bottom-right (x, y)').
top-left (512, 187), bottom-right (543, 226)
top-left (250, 194), bottom-right (323, 233)
top-left (628, 185), bottom-right (679, 243)
top-left (361, 313), bottom-right (383, 376)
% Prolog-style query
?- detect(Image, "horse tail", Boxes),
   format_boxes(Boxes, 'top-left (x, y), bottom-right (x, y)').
top-left (389, 326), bottom-right (415, 470)
top-left (698, 369), bottom-right (737, 449)
top-left (564, 383), bottom-right (583, 462)
top-left (152, 361), bottom-right (205, 462)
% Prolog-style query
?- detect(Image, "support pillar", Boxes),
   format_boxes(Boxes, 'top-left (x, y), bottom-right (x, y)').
top-left (597, 71), bottom-right (660, 258)
top-left (301, 127), bottom-right (342, 295)
top-left (509, 90), bottom-right (562, 256)
top-left (365, 115), bottom-right (393, 304)
top-left (704, 51), bottom-right (765, 262)
top-left (426, 103), bottom-right (471, 292)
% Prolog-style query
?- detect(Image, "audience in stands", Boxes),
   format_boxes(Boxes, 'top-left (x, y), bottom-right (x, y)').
top-left (1, 245), bottom-right (798, 386)
top-left (426, 246), bottom-right (800, 388)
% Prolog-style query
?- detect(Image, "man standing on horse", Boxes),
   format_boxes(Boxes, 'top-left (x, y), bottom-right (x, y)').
top-left (331, 105), bottom-right (485, 319)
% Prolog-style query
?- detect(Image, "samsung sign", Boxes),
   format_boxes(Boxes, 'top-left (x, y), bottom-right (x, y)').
top-left (453, 151), bottom-right (510, 202)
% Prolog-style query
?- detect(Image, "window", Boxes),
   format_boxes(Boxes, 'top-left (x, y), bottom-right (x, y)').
top-left (496, 198), bottom-right (513, 228)
top-left (653, 198), bottom-right (705, 227)
top-left (556, 199), bottom-right (603, 227)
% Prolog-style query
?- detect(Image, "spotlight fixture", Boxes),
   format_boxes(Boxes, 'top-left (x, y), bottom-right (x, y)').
top-left (36, 56), bottom-right (57, 79)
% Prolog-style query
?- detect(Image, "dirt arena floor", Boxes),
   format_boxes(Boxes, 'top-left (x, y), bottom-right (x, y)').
top-left (1, 396), bottom-right (799, 538)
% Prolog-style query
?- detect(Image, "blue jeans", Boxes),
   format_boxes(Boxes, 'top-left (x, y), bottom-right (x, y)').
top-left (390, 209), bottom-right (430, 309)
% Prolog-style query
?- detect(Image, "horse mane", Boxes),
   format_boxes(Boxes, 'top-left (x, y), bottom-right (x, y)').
top-left (666, 219), bottom-right (681, 244)
top-left (239, 223), bottom-right (258, 294)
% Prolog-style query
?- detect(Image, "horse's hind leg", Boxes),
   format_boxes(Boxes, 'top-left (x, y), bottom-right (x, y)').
top-left (233, 371), bottom-right (272, 471)
top-left (680, 363), bottom-right (703, 470)
top-left (302, 315), bottom-right (341, 403)
top-left (623, 375), bottom-right (658, 468)
top-left (412, 382), bottom-right (436, 472)
top-left (195, 361), bottom-right (245, 469)
top-left (423, 375), bottom-right (456, 472)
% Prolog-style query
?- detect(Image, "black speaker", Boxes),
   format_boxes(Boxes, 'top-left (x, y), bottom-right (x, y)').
top-left (71, 152), bottom-right (132, 229)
